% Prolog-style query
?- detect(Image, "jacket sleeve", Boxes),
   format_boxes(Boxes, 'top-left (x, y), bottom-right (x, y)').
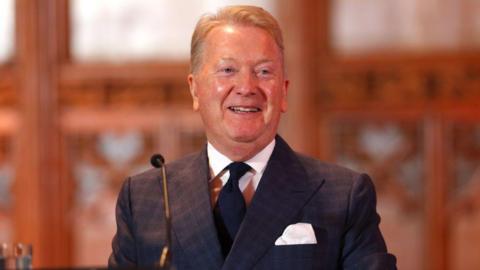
top-left (341, 173), bottom-right (397, 270)
top-left (108, 178), bottom-right (137, 268)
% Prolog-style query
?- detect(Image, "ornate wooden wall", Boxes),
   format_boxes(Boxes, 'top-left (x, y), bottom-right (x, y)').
top-left (0, 0), bottom-right (479, 269)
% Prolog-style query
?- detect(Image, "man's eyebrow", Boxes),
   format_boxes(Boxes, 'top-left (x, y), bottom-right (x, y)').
top-left (255, 59), bottom-right (275, 65)
top-left (217, 58), bottom-right (276, 66)
top-left (219, 57), bottom-right (236, 62)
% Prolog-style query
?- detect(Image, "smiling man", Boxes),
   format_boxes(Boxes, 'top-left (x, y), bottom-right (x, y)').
top-left (109, 5), bottom-right (397, 270)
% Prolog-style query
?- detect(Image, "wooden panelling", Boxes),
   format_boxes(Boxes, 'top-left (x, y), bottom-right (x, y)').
top-left (60, 63), bottom-right (189, 82)
top-left (318, 53), bottom-right (480, 110)
top-left (58, 63), bottom-right (191, 108)
top-left (444, 117), bottom-right (480, 270)
top-left (277, 0), bottom-right (330, 156)
top-left (13, 0), bottom-right (70, 267)
top-left (0, 67), bottom-right (16, 107)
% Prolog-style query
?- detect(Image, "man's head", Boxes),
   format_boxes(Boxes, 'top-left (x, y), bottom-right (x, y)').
top-left (188, 5), bottom-right (288, 161)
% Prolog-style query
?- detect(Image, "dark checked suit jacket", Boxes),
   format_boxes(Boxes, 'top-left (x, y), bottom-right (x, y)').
top-left (108, 136), bottom-right (397, 270)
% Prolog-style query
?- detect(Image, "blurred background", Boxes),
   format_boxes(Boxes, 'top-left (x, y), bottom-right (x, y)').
top-left (1, 0), bottom-right (480, 269)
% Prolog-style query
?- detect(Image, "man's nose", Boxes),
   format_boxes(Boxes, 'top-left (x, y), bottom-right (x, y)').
top-left (235, 70), bottom-right (257, 96)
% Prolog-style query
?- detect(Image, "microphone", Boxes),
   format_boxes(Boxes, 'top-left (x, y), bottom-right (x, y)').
top-left (150, 154), bottom-right (165, 169)
top-left (150, 154), bottom-right (172, 269)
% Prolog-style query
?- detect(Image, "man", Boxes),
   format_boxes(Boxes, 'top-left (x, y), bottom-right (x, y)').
top-left (109, 5), bottom-right (397, 270)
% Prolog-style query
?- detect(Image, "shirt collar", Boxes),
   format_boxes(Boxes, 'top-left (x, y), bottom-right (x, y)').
top-left (207, 139), bottom-right (276, 177)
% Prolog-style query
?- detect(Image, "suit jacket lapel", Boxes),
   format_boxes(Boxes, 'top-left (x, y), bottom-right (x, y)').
top-left (169, 149), bottom-right (223, 269)
top-left (223, 136), bottom-right (325, 269)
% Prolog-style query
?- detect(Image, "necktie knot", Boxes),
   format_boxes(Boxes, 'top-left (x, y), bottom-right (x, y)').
top-left (225, 162), bottom-right (251, 187)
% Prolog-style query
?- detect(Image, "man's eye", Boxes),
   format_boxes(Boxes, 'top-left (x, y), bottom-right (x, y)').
top-left (220, 67), bottom-right (235, 73)
top-left (257, 68), bottom-right (272, 76)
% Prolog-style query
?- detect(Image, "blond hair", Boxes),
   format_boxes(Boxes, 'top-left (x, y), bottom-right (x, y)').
top-left (190, 5), bottom-right (284, 73)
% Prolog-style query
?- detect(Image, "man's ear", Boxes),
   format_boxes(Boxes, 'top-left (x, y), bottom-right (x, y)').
top-left (188, 74), bottom-right (200, 111)
top-left (281, 79), bottom-right (289, 112)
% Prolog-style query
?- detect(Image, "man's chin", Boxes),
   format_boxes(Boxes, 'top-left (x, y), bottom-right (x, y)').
top-left (228, 131), bottom-right (272, 145)
top-left (229, 134), bottom-right (258, 144)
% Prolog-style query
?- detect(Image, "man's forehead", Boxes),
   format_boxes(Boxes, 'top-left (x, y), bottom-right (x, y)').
top-left (207, 24), bottom-right (272, 41)
top-left (204, 25), bottom-right (280, 52)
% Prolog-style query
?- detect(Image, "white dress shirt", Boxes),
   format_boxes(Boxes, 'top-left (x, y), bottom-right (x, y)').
top-left (207, 139), bottom-right (275, 206)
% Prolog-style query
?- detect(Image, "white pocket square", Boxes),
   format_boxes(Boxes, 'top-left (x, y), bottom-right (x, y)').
top-left (274, 222), bottom-right (317, 246)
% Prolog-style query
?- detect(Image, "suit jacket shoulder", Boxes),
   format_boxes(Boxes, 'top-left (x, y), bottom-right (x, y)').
top-left (296, 152), bottom-right (360, 185)
top-left (129, 150), bottom-right (202, 186)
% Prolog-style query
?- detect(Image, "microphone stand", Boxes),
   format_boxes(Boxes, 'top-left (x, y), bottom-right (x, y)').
top-left (150, 154), bottom-right (172, 269)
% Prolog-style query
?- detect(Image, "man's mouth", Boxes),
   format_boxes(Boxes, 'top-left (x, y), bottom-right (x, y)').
top-left (228, 106), bottom-right (262, 113)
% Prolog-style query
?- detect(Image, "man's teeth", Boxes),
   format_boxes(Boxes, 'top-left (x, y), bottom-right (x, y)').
top-left (229, 106), bottom-right (261, 112)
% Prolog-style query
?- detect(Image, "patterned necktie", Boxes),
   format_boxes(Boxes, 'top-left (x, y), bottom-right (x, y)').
top-left (213, 162), bottom-right (251, 257)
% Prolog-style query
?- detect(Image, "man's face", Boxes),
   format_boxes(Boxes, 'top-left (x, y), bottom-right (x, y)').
top-left (188, 24), bottom-right (288, 159)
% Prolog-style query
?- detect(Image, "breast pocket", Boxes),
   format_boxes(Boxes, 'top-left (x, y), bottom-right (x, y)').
top-left (254, 228), bottom-right (328, 270)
